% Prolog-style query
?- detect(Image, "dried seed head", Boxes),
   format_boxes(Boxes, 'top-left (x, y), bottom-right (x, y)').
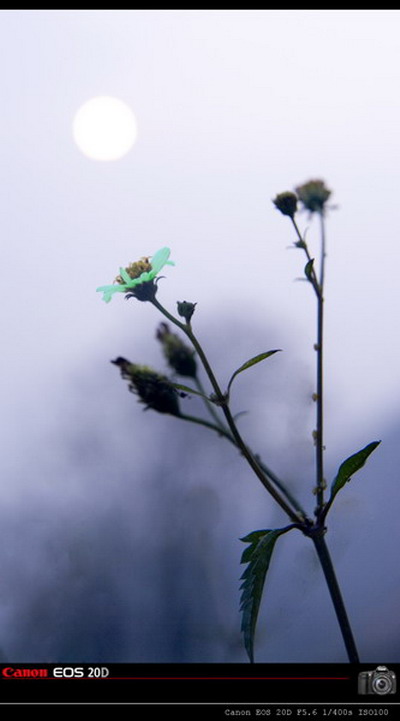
top-left (295, 179), bottom-right (331, 214)
top-left (112, 358), bottom-right (181, 416)
top-left (273, 191), bottom-right (298, 218)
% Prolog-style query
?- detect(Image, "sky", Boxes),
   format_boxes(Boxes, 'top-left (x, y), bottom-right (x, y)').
top-left (1, 9), bottom-right (400, 665)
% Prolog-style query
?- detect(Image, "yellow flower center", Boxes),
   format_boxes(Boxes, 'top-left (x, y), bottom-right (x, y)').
top-left (115, 257), bottom-right (152, 284)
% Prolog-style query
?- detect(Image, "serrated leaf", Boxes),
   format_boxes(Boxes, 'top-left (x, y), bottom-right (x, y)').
top-left (304, 258), bottom-right (314, 281)
top-left (239, 527), bottom-right (291, 663)
top-left (329, 440), bottom-right (381, 503)
top-left (172, 383), bottom-right (210, 400)
top-left (227, 351), bottom-right (281, 394)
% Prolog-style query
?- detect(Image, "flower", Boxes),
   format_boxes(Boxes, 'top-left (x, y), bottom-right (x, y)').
top-left (272, 191), bottom-right (298, 218)
top-left (96, 247), bottom-right (174, 303)
top-left (111, 357), bottom-right (181, 416)
top-left (295, 180), bottom-right (331, 214)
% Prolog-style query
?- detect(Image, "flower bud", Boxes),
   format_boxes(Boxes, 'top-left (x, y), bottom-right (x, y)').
top-left (111, 357), bottom-right (181, 416)
top-left (156, 323), bottom-right (197, 378)
top-left (177, 300), bottom-right (196, 323)
top-left (272, 191), bottom-right (298, 218)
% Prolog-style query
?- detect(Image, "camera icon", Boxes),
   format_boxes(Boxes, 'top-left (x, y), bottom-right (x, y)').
top-left (358, 666), bottom-right (396, 695)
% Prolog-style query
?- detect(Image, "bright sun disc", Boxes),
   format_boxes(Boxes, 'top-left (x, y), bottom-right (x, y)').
top-left (73, 96), bottom-right (138, 161)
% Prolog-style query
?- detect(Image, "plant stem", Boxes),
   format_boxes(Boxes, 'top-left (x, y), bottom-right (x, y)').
top-left (312, 532), bottom-right (359, 663)
top-left (315, 270), bottom-right (325, 511)
top-left (291, 217), bottom-right (321, 298)
top-left (150, 278), bottom-right (359, 663)
top-left (290, 211), bottom-right (359, 660)
top-left (193, 375), bottom-right (306, 516)
top-left (291, 215), bottom-right (325, 512)
top-left (194, 374), bottom-right (227, 433)
top-left (180, 407), bottom-right (307, 518)
top-left (319, 209), bottom-right (327, 289)
top-left (315, 211), bottom-right (326, 513)
top-left (150, 296), bottom-right (304, 524)
top-left (179, 412), bottom-right (238, 445)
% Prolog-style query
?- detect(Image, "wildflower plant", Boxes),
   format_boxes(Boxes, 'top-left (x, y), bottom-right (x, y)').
top-left (97, 181), bottom-right (381, 663)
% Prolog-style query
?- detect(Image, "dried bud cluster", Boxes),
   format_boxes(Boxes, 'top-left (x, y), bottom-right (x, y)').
top-left (111, 357), bottom-right (181, 416)
top-left (295, 179), bottom-right (331, 213)
top-left (156, 323), bottom-right (197, 378)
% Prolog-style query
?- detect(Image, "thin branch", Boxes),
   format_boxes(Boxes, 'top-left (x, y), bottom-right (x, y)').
top-left (150, 296), bottom-right (305, 524)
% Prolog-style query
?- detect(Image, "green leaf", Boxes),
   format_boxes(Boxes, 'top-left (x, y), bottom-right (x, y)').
top-left (329, 440), bottom-right (381, 503)
top-left (304, 258), bottom-right (314, 281)
top-left (227, 351), bottom-right (281, 394)
top-left (239, 527), bottom-right (290, 663)
top-left (172, 383), bottom-right (210, 400)
top-left (233, 410), bottom-right (249, 422)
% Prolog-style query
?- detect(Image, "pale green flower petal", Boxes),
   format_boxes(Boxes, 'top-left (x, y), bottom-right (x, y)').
top-left (96, 283), bottom-right (116, 291)
top-left (150, 247), bottom-right (172, 275)
top-left (119, 267), bottom-right (132, 284)
top-left (134, 270), bottom-right (152, 283)
top-left (96, 284), bottom-right (128, 302)
top-left (96, 283), bottom-right (126, 294)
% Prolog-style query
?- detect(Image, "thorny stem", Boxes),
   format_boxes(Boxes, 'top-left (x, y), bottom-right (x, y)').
top-left (291, 215), bottom-right (325, 513)
top-left (315, 212), bottom-right (326, 514)
top-left (315, 265), bottom-right (325, 512)
top-left (289, 210), bottom-right (359, 661)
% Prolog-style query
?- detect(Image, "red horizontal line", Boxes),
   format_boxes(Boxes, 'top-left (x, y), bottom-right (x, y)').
top-left (97, 676), bottom-right (351, 681)
top-left (3, 676), bottom-right (350, 681)
top-left (114, 676), bottom-right (350, 681)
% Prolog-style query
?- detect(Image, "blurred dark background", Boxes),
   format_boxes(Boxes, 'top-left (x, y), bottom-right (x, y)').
top-left (0, 315), bottom-right (397, 663)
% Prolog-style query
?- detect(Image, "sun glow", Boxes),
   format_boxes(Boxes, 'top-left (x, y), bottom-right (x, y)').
top-left (73, 96), bottom-right (138, 161)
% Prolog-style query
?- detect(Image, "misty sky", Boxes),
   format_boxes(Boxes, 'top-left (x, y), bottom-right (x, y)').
top-left (1, 9), bottom-right (400, 664)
